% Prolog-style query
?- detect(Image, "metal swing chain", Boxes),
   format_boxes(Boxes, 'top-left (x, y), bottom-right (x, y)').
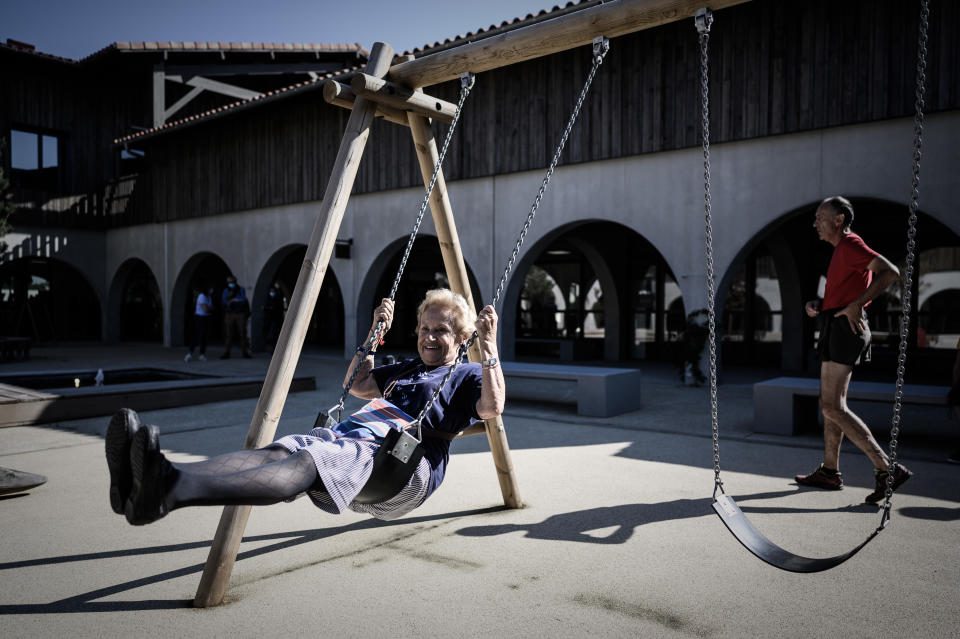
top-left (881, 0), bottom-right (928, 526)
top-left (490, 37), bottom-right (611, 309)
top-left (332, 73), bottom-right (476, 420)
top-left (694, 9), bottom-right (722, 498)
top-left (409, 37), bottom-right (611, 440)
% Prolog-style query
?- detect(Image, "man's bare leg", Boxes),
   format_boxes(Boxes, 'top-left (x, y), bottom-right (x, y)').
top-left (819, 360), bottom-right (888, 469)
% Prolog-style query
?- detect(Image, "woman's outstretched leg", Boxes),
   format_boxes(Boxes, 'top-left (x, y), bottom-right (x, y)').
top-left (124, 426), bottom-right (323, 525)
top-left (166, 449), bottom-right (320, 509)
top-left (171, 446), bottom-right (290, 475)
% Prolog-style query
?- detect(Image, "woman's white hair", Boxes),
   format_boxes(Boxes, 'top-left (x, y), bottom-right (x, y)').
top-left (416, 288), bottom-right (476, 341)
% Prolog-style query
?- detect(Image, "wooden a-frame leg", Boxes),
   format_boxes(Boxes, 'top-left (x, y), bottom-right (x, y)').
top-left (192, 42), bottom-right (396, 608)
top-left (407, 112), bottom-right (523, 509)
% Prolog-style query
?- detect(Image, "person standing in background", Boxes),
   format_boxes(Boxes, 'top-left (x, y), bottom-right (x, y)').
top-left (185, 285), bottom-right (213, 363)
top-left (220, 275), bottom-right (251, 359)
top-left (262, 286), bottom-right (284, 353)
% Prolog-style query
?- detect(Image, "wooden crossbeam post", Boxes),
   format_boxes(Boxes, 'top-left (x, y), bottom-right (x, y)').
top-left (351, 73), bottom-right (456, 124)
top-left (387, 0), bottom-right (752, 89)
top-left (407, 112), bottom-right (523, 509)
top-left (323, 80), bottom-right (411, 127)
top-left (192, 41), bottom-right (395, 609)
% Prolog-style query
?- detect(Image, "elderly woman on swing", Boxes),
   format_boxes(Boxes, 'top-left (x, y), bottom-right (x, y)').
top-left (106, 289), bottom-right (505, 525)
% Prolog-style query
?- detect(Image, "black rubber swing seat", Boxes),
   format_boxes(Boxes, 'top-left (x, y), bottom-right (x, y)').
top-left (352, 427), bottom-right (425, 505)
top-left (712, 494), bottom-right (881, 573)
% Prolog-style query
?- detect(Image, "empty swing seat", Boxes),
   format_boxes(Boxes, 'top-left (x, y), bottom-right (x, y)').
top-left (713, 494), bottom-right (880, 573)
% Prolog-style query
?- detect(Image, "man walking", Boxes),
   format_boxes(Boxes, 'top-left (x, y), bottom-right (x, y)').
top-left (795, 196), bottom-right (913, 503)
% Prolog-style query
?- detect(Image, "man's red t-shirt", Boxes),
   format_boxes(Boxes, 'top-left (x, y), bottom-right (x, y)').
top-left (822, 232), bottom-right (879, 310)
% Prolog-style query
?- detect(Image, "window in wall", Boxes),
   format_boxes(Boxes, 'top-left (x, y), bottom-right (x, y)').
top-left (11, 130), bottom-right (39, 170)
top-left (721, 248), bottom-right (783, 367)
top-left (518, 265), bottom-right (564, 339)
top-left (917, 246), bottom-right (960, 349)
top-left (516, 243), bottom-right (605, 360)
top-left (9, 128), bottom-right (64, 192)
top-left (868, 246), bottom-right (960, 351)
top-left (723, 252), bottom-right (782, 343)
top-left (119, 147), bottom-right (145, 177)
top-left (632, 263), bottom-right (684, 359)
top-left (523, 248), bottom-right (601, 342)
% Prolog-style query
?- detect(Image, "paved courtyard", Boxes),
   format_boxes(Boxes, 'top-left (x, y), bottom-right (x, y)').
top-left (1, 344), bottom-right (957, 638)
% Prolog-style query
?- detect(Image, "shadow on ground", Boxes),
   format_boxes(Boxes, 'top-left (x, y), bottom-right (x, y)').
top-left (0, 505), bottom-right (505, 614)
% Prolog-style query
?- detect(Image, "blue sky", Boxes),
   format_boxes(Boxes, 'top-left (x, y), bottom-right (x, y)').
top-left (1, 0), bottom-right (557, 60)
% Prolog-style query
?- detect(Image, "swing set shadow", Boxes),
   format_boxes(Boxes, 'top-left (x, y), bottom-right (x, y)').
top-left (455, 490), bottom-right (878, 544)
top-left (0, 505), bottom-right (504, 614)
top-left (0, 489), bottom-right (876, 614)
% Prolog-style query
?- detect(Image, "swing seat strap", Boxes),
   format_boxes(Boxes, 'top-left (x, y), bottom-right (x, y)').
top-left (353, 428), bottom-right (426, 505)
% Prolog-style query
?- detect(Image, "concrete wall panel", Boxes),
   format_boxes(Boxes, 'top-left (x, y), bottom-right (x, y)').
top-left (25, 110), bottom-right (955, 356)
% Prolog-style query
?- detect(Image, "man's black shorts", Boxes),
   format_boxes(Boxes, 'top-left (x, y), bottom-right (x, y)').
top-left (816, 308), bottom-right (871, 366)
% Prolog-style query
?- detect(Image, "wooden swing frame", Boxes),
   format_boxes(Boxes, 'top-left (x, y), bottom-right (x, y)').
top-left (193, 0), bottom-right (751, 608)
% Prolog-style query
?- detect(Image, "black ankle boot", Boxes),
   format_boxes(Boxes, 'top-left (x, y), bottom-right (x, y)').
top-left (105, 408), bottom-right (141, 515)
top-left (125, 425), bottom-right (172, 525)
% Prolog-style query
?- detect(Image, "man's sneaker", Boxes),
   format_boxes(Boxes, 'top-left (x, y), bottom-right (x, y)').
top-left (864, 463), bottom-right (913, 504)
top-left (0, 467), bottom-right (47, 496)
top-left (198, 354), bottom-right (207, 362)
top-left (183, 353), bottom-right (192, 363)
top-left (794, 464), bottom-right (843, 490)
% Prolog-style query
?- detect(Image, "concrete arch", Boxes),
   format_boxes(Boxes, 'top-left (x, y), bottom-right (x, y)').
top-left (251, 243), bottom-right (344, 352)
top-left (252, 244), bottom-right (305, 352)
top-left (170, 252), bottom-right (232, 347)
top-left (500, 219), bottom-right (681, 362)
top-left (106, 257), bottom-right (162, 343)
top-left (355, 234), bottom-right (483, 354)
top-left (0, 255), bottom-right (102, 342)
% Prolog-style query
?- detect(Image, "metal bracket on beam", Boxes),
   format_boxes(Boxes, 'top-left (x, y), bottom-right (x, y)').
top-left (592, 36), bottom-right (610, 57)
top-left (695, 7), bottom-right (713, 35)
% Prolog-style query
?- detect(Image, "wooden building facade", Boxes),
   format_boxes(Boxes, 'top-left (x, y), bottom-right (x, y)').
top-left (1, 0), bottom-right (958, 377)
top-left (113, 0), bottom-right (960, 226)
top-left (1, 40), bottom-right (363, 227)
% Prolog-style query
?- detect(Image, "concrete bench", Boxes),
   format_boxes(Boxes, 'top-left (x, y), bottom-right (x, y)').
top-left (501, 361), bottom-right (642, 417)
top-left (753, 376), bottom-right (949, 435)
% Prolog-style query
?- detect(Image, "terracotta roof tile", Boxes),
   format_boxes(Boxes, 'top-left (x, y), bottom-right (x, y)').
top-left (110, 3), bottom-right (603, 144)
top-left (95, 4), bottom-right (622, 146)
top-left (82, 40), bottom-right (367, 61)
top-left (0, 40), bottom-right (76, 64)
top-left (405, 1), bottom-right (598, 55)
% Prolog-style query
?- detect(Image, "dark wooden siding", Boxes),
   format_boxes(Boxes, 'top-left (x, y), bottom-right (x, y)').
top-left (6, 0), bottom-right (958, 227)
top-left (131, 0), bottom-right (959, 225)
top-left (2, 46), bottom-right (361, 227)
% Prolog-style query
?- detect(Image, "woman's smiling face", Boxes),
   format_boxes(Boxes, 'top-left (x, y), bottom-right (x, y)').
top-left (417, 306), bottom-right (460, 367)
